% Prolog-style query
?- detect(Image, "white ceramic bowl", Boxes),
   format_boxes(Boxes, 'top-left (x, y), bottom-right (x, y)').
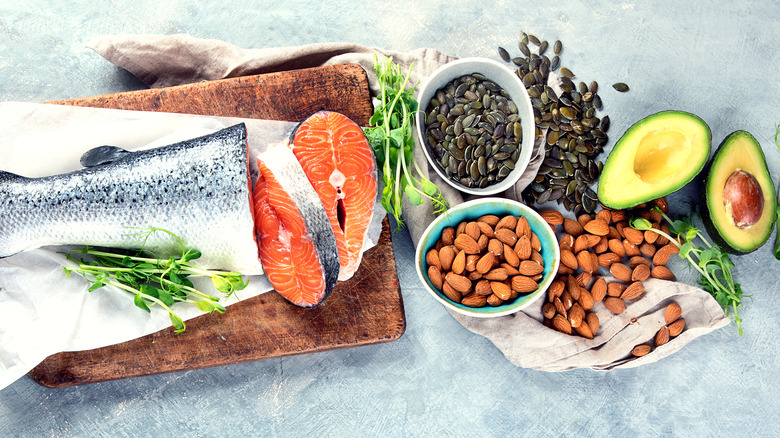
top-left (416, 57), bottom-right (536, 196)
top-left (415, 198), bottom-right (560, 318)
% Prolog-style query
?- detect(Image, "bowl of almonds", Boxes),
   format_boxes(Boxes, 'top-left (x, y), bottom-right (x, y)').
top-left (415, 197), bottom-right (560, 317)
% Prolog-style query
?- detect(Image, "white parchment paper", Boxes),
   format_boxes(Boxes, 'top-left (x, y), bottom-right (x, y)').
top-left (0, 102), bottom-right (385, 390)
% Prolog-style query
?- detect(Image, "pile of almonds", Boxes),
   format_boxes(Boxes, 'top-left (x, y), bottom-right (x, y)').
top-left (539, 197), bottom-right (684, 340)
top-left (631, 302), bottom-right (686, 357)
top-left (425, 214), bottom-right (547, 308)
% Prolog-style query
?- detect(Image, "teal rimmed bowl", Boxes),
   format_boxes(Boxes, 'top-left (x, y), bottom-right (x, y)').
top-left (415, 198), bottom-right (560, 318)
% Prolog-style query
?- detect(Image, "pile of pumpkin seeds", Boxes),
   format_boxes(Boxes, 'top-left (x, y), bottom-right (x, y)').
top-left (498, 32), bottom-right (626, 215)
top-left (423, 73), bottom-right (523, 190)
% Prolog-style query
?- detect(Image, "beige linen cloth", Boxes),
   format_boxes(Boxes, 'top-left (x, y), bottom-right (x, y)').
top-left (87, 34), bottom-right (729, 371)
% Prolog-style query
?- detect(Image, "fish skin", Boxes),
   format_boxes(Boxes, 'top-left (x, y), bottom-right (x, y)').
top-left (254, 144), bottom-right (339, 307)
top-left (0, 123), bottom-right (263, 275)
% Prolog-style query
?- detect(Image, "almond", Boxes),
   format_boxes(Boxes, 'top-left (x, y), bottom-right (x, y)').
top-left (461, 293), bottom-right (487, 307)
top-left (623, 227), bottom-right (644, 246)
top-left (664, 242), bottom-right (680, 255)
top-left (606, 282), bottom-right (627, 297)
top-left (478, 214), bottom-right (500, 227)
top-left (563, 217), bottom-right (584, 236)
top-left (540, 209), bottom-right (564, 226)
top-left (428, 266), bottom-right (443, 290)
top-left (664, 302), bottom-right (682, 324)
top-left (549, 280), bottom-right (565, 300)
top-left (557, 265), bottom-right (574, 276)
top-left (495, 215), bottom-right (518, 231)
top-left (631, 263), bottom-right (651, 282)
top-left (644, 228), bottom-right (659, 245)
top-left (476, 220), bottom-right (495, 238)
top-left (445, 272), bottom-right (472, 294)
top-left (598, 252), bottom-right (621, 268)
top-left (511, 275), bottom-right (539, 293)
top-left (652, 245), bottom-right (671, 266)
top-left (610, 209), bottom-right (627, 223)
top-left (574, 318), bottom-right (594, 339)
top-left (439, 245), bottom-right (455, 271)
top-left (454, 233), bottom-right (481, 254)
top-left (655, 326), bottom-right (670, 347)
top-left (561, 289), bottom-right (574, 310)
top-left (501, 262), bottom-right (520, 276)
top-left (519, 260), bottom-right (544, 276)
top-left (488, 238), bottom-right (504, 257)
top-left (576, 271), bottom-right (592, 288)
top-left (441, 227), bottom-right (455, 245)
top-left (561, 249), bottom-right (578, 270)
top-left (623, 239), bottom-right (641, 257)
top-left (577, 213), bottom-right (592, 227)
top-left (604, 296), bottom-right (625, 314)
top-left (441, 282), bottom-right (462, 303)
top-left (451, 249), bottom-right (466, 274)
top-left (608, 238), bottom-right (626, 257)
top-left (542, 302), bottom-right (556, 319)
top-left (486, 294), bottom-right (503, 307)
top-left (631, 344), bottom-right (652, 357)
top-left (590, 277), bottom-right (607, 302)
top-left (530, 232), bottom-right (542, 252)
top-left (426, 249), bottom-right (441, 271)
top-left (468, 271), bottom-right (483, 281)
top-left (478, 234), bottom-right (489, 252)
top-left (651, 265), bottom-right (676, 281)
top-left (494, 228), bottom-right (518, 246)
top-left (554, 297), bottom-right (567, 318)
top-left (629, 256), bottom-right (651, 269)
top-left (552, 314), bottom-right (572, 334)
top-left (465, 254), bottom-right (479, 272)
top-left (484, 267), bottom-right (509, 281)
top-left (593, 236), bottom-right (609, 254)
top-left (503, 243), bottom-right (521, 267)
top-left (515, 216), bottom-right (531, 239)
top-left (578, 287), bottom-right (595, 311)
top-left (583, 218), bottom-right (609, 236)
top-left (610, 263), bottom-right (633, 282)
top-left (577, 250), bottom-right (598, 274)
top-left (456, 221), bottom-right (467, 236)
top-left (465, 221), bottom-right (481, 241)
top-left (475, 279), bottom-right (492, 296)
top-left (514, 235), bottom-right (532, 260)
top-left (596, 209), bottom-right (612, 225)
top-left (566, 275), bottom-right (581, 300)
top-left (490, 281), bottom-right (512, 300)
top-left (568, 302), bottom-right (585, 328)
top-left (668, 318), bottom-right (685, 337)
top-left (621, 281), bottom-right (644, 301)
top-left (475, 252), bottom-right (496, 274)
top-left (559, 234), bottom-right (575, 251)
top-left (639, 242), bottom-right (656, 258)
top-left (586, 312), bottom-right (599, 335)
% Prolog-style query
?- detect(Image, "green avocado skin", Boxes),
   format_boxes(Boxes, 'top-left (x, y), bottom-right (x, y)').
top-left (597, 110), bottom-right (711, 210)
top-left (702, 130), bottom-right (777, 254)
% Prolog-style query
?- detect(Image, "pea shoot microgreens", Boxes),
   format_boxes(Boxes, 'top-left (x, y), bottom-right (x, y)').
top-left (630, 210), bottom-right (747, 336)
top-left (62, 227), bottom-right (247, 333)
top-left (363, 55), bottom-right (448, 228)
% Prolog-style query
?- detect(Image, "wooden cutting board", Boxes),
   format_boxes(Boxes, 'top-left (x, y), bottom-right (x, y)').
top-left (27, 64), bottom-right (405, 388)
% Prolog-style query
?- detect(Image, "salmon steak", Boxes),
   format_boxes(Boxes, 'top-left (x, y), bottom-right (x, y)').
top-left (289, 111), bottom-right (377, 281)
top-left (253, 144), bottom-right (339, 308)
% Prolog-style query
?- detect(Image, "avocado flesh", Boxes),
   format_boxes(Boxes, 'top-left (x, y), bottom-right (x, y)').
top-left (598, 111), bottom-right (711, 209)
top-left (705, 130), bottom-right (776, 253)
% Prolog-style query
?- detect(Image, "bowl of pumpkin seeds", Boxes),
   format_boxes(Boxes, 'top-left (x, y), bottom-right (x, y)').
top-left (416, 57), bottom-right (535, 196)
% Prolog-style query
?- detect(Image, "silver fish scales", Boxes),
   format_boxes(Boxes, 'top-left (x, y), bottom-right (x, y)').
top-left (0, 123), bottom-right (263, 275)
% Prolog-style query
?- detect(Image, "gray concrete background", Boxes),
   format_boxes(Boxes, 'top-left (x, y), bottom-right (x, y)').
top-left (1, 1), bottom-right (779, 436)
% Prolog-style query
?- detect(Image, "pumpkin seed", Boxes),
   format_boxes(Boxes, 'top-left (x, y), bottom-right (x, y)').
top-left (612, 82), bottom-right (629, 92)
top-left (560, 67), bottom-right (575, 78)
top-left (498, 46), bottom-right (511, 62)
top-left (553, 39), bottom-right (562, 55)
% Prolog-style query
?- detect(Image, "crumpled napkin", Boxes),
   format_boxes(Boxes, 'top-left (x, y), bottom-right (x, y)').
top-left (82, 34), bottom-right (730, 371)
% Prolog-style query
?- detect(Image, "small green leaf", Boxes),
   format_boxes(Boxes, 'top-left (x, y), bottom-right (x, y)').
top-left (134, 294), bottom-right (151, 313)
top-left (403, 183), bottom-right (423, 206)
top-left (212, 277), bottom-right (231, 293)
top-left (157, 289), bottom-right (174, 307)
top-left (629, 218), bottom-right (653, 231)
top-left (420, 178), bottom-right (439, 197)
top-left (170, 313), bottom-right (185, 334)
top-left (679, 241), bottom-right (695, 259)
top-left (87, 281), bottom-right (105, 292)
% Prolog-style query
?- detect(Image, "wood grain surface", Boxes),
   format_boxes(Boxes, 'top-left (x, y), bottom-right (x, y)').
top-left (28, 64), bottom-right (405, 388)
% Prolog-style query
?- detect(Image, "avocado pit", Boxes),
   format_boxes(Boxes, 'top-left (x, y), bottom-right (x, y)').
top-left (723, 169), bottom-right (763, 229)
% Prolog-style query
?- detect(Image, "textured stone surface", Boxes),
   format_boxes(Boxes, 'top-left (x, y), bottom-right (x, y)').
top-left (1, 1), bottom-right (780, 436)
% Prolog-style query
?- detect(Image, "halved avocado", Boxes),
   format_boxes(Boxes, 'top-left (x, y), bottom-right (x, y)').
top-left (598, 111), bottom-right (711, 209)
top-left (704, 130), bottom-right (776, 253)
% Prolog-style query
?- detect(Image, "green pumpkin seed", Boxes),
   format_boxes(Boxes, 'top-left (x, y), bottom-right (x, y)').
top-left (612, 82), bottom-right (629, 92)
top-left (498, 46), bottom-right (511, 62)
